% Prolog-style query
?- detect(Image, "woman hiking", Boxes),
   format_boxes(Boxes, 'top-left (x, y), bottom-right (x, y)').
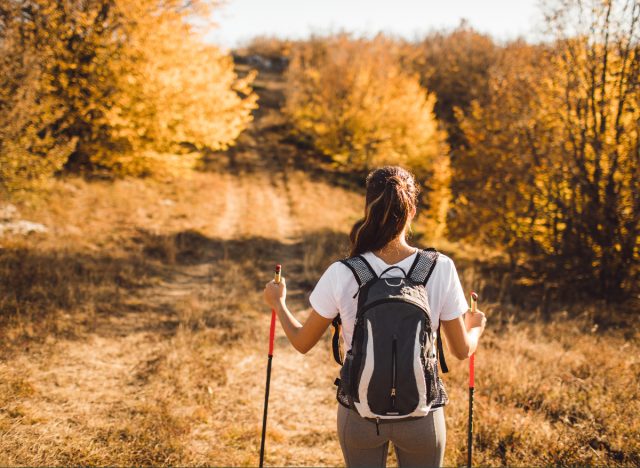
top-left (263, 165), bottom-right (487, 467)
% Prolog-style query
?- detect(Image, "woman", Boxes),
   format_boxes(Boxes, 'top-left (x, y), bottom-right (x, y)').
top-left (263, 166), bottom-right (487, 467)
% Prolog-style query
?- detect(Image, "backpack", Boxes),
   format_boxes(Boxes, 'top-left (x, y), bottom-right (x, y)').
top-left (331, 248), bottom-right (449, 428)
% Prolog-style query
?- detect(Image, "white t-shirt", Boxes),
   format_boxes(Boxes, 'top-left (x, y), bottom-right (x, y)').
top-left (309, 250), bottom-right (469, 351)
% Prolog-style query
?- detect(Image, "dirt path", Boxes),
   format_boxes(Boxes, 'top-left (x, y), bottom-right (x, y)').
top-left (0, 165), bottom-right (325, 463)
top-left (0, 64), bottom-right (350, 467)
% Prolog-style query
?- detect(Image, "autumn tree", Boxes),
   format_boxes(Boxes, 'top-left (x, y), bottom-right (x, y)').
top-left (450, 42), bottom-right (554, 255)
top-left (284, 34), bottom-right (450, 232)
top-left (408, 23), bottom-right (499, 150)
top-left (453, 0), bottom-right (640, 298)
top-left (90, 0), bottom-right (257, 175)
top-left (0, 0), bottom-right (91, 191)
top-left (0, 0), bottom-right (257, 190)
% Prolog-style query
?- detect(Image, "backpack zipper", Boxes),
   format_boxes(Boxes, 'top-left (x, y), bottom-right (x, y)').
top-left (390, 335), bottom-right (397, 411)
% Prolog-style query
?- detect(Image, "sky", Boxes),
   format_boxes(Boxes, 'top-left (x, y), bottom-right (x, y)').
top-left (205, 0), bottom-right (544, 49)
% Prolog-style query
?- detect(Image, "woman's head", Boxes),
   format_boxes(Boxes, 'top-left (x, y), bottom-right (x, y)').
top-left (349, 166), bottom-right (419, 256)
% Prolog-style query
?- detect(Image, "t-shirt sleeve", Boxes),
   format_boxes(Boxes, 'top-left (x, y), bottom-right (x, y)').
top-left (308, 262), bottom-right (341, 320)
top-left (439, 256), bottom-right (469, 321)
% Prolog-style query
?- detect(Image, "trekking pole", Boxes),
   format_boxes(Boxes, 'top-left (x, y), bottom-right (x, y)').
top-left (259, 264), bottom-right (281, 468)
top-left (467, 291), bottom-right (478, 468)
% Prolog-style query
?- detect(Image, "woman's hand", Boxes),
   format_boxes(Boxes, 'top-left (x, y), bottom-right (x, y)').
top-left (442, 309), bottom-right (487, 360)
top-left (464, 308), bottom-right (487, 334)
top-left (263, 276), bottom-right (287, 309)
top-left (261, 276), bottom-right (332, 354)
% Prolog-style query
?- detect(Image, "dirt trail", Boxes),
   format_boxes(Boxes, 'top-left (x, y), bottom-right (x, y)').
top-left (2, 158), bottom-right (320, 464)
top-left (0, 64), bottom-right (348, 467)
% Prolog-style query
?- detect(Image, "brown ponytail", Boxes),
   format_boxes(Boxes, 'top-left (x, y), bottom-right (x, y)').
top-left (349, 166), bottom-right (419, 257)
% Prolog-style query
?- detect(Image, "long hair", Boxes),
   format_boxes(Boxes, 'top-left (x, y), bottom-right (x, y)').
top-left (349, 166), bottom-right (419, 257)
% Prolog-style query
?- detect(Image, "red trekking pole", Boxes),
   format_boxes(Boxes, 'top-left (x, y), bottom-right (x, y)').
top-left (467, 291), bottom-right (478, 468)
top-left (259, 264), bottom-right (281, 468)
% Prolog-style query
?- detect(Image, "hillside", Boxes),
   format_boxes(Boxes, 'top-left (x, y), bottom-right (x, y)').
top-left (0, 57), bottom-right (639, 466)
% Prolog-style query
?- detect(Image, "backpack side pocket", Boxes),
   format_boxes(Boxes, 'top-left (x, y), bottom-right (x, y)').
top-left (424, 356), bottom-right (438, 404)
top-left (339, 350), bottom-right (355, 406)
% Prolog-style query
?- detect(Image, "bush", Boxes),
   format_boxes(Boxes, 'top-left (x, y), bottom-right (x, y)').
top-left (284, 34), bottom-right (448, 175)
top-left (0, 0), bottom-right (257, 190)
top-left (452, 1), bottom-right (640, 298)
top-left (283, 34), bottom-right (450, 232)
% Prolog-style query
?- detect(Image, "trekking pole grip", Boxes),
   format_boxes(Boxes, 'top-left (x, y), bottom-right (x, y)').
top-left (469, 291), bottom-right (478, 387)
top-left (269, 264), bottom-right (281, 357)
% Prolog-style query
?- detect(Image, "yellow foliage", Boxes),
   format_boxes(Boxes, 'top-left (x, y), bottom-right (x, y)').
top-left (0, 0), bottom-right (257, 190)
top-left (103, 0), bottom-right (258, 159)
top-left (283, 35), bottom-right (449, 231)
top-left (453, 0), bottom-right (640, 296)
top-left (284, 35), bottom-right (448, 175)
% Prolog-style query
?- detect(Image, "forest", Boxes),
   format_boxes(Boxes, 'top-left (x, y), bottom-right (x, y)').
top-left (2, 0), bottom-right (637, 301)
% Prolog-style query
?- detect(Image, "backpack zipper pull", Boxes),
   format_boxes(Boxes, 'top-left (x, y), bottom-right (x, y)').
top-left (375, 417), bottom-right (380, 436)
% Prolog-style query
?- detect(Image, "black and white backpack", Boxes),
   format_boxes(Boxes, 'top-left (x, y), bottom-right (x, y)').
top-left (332, 248), bottom-right (449, 428)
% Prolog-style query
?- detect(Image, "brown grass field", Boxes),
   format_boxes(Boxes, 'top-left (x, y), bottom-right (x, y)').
top-left (1, 65), bottom-right (639, 467)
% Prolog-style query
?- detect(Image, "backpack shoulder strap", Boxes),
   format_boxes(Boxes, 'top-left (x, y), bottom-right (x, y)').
top-left (339, 254), bottom-right (377, 286)
top-left (331, 316), bottom-right (342, 365)
top-left (437, 324), bottom-right (448, 373)
top-left (331, 255), bottom-right (377, 366)
top-left (407, 247), bottom-right (439, 285)
top-left (408, 248), bottom-right (449, 372)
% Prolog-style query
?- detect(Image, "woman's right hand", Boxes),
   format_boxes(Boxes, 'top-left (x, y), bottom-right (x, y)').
top-left (464, 308), bottom-right (487, 335)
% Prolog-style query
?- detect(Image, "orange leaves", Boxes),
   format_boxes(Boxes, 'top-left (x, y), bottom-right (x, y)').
top-left (284, 35), bottom-right (448, 174)
top-left (0, 0), bottom-right (256, 189)
top-left (451, 1), bottom-right (639, 297)
top-left (283, 34), bottom-right (450, 238)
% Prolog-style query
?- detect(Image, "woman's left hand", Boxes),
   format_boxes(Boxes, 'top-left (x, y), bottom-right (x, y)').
top-left (263, 276), bottom-right (287, 309)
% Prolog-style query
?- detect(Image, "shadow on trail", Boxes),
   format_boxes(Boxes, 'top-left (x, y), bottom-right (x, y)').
top-left (135, 227), bottom-right (351, 293)
top-left (0, 228), bottom-right (351, 352)
top-left (4, 225), bottom-right (634, 354)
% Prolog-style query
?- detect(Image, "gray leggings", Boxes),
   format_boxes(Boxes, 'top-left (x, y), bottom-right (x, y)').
top-left (337, 404), bottom-right (446, 467)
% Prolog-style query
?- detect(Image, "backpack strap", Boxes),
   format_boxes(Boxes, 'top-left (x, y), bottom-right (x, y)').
top-left (331, 316), bottom-right (342, 365)
top-left (331, 255), bottom-right (378, 365)
top-left (408, 248), bottom-right (449, 373)
top-left (407, 248), bottom-right (438, 285)
top-left (339, 255), bottom-right (377, 286)
top-left (437, 324), bottom-right (448, 373)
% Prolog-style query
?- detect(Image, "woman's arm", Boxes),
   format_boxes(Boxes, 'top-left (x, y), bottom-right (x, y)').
top-left (440, 309), bottom-right (487, 360)
top-left (264, 276), bottom-right (333, 354)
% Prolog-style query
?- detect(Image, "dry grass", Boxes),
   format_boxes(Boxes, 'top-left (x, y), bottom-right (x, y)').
top-left (1, 65), bottom-right (639, 467)
top-left (441, 307), bottom-right (640, 466)
top-left (2, 166), bottom-right (638, 466)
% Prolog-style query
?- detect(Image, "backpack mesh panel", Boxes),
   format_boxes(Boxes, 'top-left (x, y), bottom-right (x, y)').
top-left (433, 370), bottom-right (449, 407)
top-left (343, 256), bottom-right (376, 285)
top-left (409, 249), bottom-right (438, 284)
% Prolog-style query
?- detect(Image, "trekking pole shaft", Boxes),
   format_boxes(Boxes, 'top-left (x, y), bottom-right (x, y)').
top-left (259, 265), bottom-right (281, 467)
top-left (469, 293), bottom-right (477, 389)
top-left (467, 384), bottom-right (474, 468)
top-left (259, 308), bottom-right (277, 467)
top-left (259, 353), bottom-right (273, 467)
top-left (468, 291), bottom-right (478, 468)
